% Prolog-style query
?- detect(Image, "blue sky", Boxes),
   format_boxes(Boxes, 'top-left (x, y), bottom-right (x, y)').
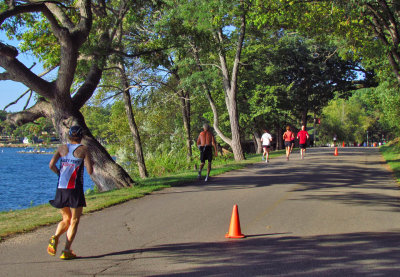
top-left (0, 33), bottom-right (43, 113)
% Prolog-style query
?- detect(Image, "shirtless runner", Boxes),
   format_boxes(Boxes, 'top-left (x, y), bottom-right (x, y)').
top-left (197, 123), bottom-right (218, 182)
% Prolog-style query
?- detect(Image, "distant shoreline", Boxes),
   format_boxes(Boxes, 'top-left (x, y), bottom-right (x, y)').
top-left (0, 143), bottom-right (60, 148)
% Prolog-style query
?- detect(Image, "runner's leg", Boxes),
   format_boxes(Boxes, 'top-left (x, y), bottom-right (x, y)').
top-left (50, 207), bottom-right (71, 251)
top-left (207, 161), bottom-right (211, 178)
top-left (198, 162), bottom-right (205, 176)
top-left (198, 148), bottom-right (205, 178)
top-left (64, 207), bottom-right (83, 250)
top-left (54, 207), bottom-right (72, 239)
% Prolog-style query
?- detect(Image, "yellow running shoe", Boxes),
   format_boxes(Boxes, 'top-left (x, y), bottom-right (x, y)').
top-left (60, 250), bottom-right (77, 260)
top-left (47, 236), bottom-right (58, 256)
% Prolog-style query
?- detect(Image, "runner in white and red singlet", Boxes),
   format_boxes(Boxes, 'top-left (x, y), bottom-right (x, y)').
top-left (47, 126), bottom-right (93, 260)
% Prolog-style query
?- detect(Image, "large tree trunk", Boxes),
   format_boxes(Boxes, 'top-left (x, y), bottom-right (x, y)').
top-left (7, 99), bottom-right (135, 191)
top-left (253, 130), bottom-right (262, 154)
top-left (276, 127), bottom-right (283, 150)
top-left (120, 65), bottom-right (148, 178)
top-left (301, 109), bottom-right (308, 127)
top-left (84, 132), bottom-right (136, 191)
top-left (226, 92), bottom-right (245, 159)
top-left (213, 5), bottom-right (247, 161)
top-left (54, 109), bottom-right (135, 191)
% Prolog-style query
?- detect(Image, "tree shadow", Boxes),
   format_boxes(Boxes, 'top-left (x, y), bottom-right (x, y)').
top-left (76, 231), bottom-right (400, 276)
top-left (195, 148), bottom-right (400, 212)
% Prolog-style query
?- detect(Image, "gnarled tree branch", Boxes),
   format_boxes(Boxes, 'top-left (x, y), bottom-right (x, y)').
top-left (0, 43), bottom-right (54, 98)
top-left (6, 98), bottom-right (52, 126)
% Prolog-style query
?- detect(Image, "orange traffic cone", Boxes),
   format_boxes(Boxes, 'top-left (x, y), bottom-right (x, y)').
top-left (334, 147), bottom-right (338, 156)
top-left (225, 204), bottom-right (245, 238)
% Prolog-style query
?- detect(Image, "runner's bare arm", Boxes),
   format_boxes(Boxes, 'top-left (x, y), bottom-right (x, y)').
top-left (49, 148), bottom-right (61, 175)
top-left (83, 147), bottom-right (93, 175)
top-left (212, 135), bottom-right (218, 157)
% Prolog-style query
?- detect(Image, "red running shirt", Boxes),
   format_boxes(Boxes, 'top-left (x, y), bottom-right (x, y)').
top-left (283, 131), bottom-right (294, 142)
top-left (297, 130), bottom-right (309, 144)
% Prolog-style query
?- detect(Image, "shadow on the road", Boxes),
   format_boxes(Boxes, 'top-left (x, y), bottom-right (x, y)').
top-left (184, 147), bottom-right (400, 213)
top-left (77, 231), bottom-right (400, 276)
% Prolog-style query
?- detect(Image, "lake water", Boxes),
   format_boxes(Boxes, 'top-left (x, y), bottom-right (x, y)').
top-left (0, 147), bottom-right (94, 212)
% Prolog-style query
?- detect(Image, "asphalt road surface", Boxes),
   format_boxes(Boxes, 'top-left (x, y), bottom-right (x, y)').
top-left (1, 147), bottom-right (400, 276)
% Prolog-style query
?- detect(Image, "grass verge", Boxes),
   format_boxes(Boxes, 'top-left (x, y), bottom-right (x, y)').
top-left (0, 150), bottom-right (285, 241)
top-left (380, 143), bottom-right (400, 183)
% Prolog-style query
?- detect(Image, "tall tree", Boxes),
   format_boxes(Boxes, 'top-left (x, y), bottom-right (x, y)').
top-left (0, 0), bottom-right (135, 190)
top-left (163, 0), bottom-right (250, 160)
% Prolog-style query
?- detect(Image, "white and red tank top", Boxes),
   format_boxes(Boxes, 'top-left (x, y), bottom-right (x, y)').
top-left (58, 144), bottom-right (84, 189)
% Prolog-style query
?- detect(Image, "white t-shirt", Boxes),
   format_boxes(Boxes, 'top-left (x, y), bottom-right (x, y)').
top-left (261, 132), bottom-right (272, 146)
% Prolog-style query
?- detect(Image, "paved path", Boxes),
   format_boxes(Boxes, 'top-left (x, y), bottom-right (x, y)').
top-left (1, 147), bottom-right (400, 276)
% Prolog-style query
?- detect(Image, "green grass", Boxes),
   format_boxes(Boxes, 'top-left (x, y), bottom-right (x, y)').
top-left (0, 150), bottom-right (285, 241)
top-left (380, 142), bottom-right (400, 183)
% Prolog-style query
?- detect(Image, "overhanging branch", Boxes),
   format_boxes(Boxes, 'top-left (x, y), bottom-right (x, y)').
top-left (0, 3), bottom-right (47, 25)
top-left (6, 98), bottom-right (52, 126)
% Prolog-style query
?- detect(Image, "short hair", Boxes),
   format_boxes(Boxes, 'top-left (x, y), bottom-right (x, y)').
top-left (286, 126), bottom-right (291, 131)
top-left (203, 123), bottom-right (210, 130)
top-left (69, 125), bottom-right (83, 138)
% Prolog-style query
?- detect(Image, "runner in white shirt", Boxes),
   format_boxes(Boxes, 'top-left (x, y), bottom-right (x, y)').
top-left (261, 129), bottom-right (273, 163)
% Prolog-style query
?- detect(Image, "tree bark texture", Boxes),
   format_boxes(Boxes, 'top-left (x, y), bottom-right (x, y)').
top-left (214, 6), bottom-right (247, 161)
top-left (253, 130), bottom-right (262, 154)
top-left (276, 127), bottom-right (283, 150)
top-left (301, 109), bottom-right (308, 127)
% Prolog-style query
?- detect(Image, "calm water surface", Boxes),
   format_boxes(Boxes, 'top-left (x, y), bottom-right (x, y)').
top-left (0, 147), bottom-right (94, 212)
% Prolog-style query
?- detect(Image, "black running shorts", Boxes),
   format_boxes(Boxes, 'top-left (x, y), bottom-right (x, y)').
top-left (199, 145), bottom-right (213, 163)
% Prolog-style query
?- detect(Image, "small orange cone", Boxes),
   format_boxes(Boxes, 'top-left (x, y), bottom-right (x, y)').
top-left (334, 147), bottom-right (338, 156)
top-left (225, 204), bottom-right (245, 238)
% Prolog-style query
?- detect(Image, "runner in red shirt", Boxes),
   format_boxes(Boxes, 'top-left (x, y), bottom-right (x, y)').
top-left (297, 125), bottom-right (310, 159)
top-left (283, 126), bottom-right (294, 161)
